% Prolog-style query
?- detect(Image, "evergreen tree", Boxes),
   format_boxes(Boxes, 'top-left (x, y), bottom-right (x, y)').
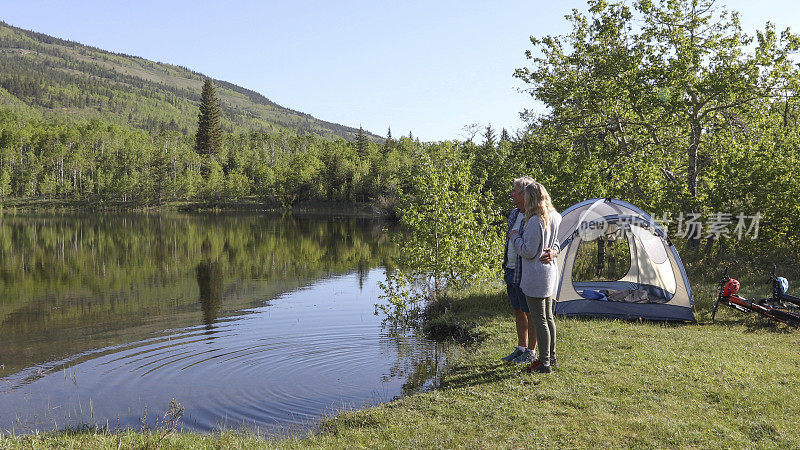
top-left (483, 125), bottom-right (496, 148)
top-left (355, 126), bottom-right (369, 158)
top-left (472, 125), bottom-right (497, 181)
top-left (500, 128), bottom-right (511, 143)
top-left (383, 127), bottom-right (394, 154)
top-left (195, 79), bottom-right (222, 176)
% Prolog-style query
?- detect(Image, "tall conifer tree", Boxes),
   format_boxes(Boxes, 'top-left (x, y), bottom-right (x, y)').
top-left (500, 128), bottom-right (511, 143)
top-left (383, 127), bottom-right (394, 154)
top-left (483, 125), bottom-right (496, 148)
top-left (355, 126), bottom-right (369, 158)
top-left (195, 79), bottom-right (222, 176)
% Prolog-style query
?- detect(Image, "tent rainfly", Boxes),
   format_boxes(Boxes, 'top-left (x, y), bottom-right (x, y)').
top-left (554, 198), bottom-right (696, 322)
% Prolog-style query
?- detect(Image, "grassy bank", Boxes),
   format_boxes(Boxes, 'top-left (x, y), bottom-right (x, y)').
top-left (3, 272), bottom-right (800, 448)
top-left (290, 289), bottom-right (800, 448)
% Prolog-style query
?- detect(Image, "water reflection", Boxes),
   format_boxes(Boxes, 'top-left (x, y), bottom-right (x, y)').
top-left (197, 239), bottom-right (223, 327)
top-left (381, 329), bottom-right (451, 397)
top-left (0, 213), bottom-right (449, 435)
top-left (358, 258), bottom-right (369, 291)
top-left (0, 213), bottom-right (398, 378)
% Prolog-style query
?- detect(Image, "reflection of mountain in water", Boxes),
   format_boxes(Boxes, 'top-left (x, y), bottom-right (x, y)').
top-left (0, 213), bottom-right (397, 378)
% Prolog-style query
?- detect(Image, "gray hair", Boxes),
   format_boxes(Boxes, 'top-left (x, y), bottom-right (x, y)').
top-left (512, 176), bottom-right (535, 192)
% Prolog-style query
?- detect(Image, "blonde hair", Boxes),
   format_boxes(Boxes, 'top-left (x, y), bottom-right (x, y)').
top-left (524, 182), bottom-right (555, 227)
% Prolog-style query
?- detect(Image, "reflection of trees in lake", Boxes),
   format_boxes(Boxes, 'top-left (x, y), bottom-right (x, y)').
top-left (381, 327), bottom-right (450, 396)
top-left (197, 238), bottom-right (223, 326)
top-left (0, 214), bottom-right (398, 376)
top-left (0, 214), bottom-right (397, 304)
top-left (400, 354), bottom-right (443, 396)
top-left (358, 258), bottom-right (369, 290)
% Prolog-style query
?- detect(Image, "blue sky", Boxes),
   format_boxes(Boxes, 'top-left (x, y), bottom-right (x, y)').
top-left (0, 1), bottom-right (797, 141)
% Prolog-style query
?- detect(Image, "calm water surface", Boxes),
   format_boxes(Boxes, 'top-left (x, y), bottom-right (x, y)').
top-left (0, 213), bottom-right (450, 435)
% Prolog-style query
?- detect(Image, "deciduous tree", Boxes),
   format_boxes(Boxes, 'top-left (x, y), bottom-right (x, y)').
top-left (514, 0), bottom-right (800, 244)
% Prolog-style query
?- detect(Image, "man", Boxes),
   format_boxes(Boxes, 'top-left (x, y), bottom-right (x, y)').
top-left (501, 177), bottom-right (558, 363)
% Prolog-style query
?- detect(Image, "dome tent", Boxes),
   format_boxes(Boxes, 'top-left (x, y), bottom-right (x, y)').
top-left (554, 198), bottom-right (695, 322)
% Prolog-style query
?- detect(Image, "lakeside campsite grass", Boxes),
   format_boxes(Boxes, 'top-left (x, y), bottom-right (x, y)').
top-left (3, 256), bottom-right (800, 448)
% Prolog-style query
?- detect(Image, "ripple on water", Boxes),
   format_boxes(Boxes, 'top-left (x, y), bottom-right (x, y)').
top-left (0, 270), bottom-right (451, 434)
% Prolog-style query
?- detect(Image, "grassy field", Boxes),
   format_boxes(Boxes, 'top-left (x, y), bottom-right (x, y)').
top-left (3, 267), bottom-right (800, 448)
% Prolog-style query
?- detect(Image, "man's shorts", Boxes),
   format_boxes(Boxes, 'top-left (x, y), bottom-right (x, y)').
top-left (504, 268), bottom-right (529, 312)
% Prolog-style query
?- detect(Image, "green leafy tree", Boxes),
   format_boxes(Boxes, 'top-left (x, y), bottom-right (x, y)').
top-left (514, 0), bottom-right (800, 244)
top-left (151, 141), bottom-right (170, 205)
top-left (378, 142), bottom-right (502, 322)
top-left (0, 168), bottom-right (10, 201)
top-left (201, 160), bottom-right (224, 200)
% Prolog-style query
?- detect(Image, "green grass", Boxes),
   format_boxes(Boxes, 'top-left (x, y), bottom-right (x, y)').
top-left (286, 288), bottom-right (800, 448)
top-left (0, 429), bottom-right (276, 449)
top-left (3, 266), bottom-right (800, 448)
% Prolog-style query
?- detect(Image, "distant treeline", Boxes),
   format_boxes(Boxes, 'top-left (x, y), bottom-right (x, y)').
top-left (0, 108), bottom-right (431, 205)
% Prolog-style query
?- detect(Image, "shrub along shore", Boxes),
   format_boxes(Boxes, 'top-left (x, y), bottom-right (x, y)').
top-left (3, 265), bottom-right (800, 448)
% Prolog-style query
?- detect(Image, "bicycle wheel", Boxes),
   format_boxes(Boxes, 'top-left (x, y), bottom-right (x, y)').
top-left (780, 293), bottom-right (800, 308)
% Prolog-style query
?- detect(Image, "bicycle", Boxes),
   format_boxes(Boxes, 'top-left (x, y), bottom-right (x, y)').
top-left (711, 267), bottom-right (800, 328)
top-left (762, 265), bottom-right (800, 310)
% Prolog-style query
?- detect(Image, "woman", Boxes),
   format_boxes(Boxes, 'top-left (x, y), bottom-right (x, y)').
top-left (509, 182), bottom-right (561, 373)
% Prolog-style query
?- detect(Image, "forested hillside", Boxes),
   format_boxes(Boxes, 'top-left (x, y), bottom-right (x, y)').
top-left (0, 106), bottom-right (422, 206)
top-left (0, 21), bottom-right (412, 207)
top-left (0, 21), bottom-right (377, 140)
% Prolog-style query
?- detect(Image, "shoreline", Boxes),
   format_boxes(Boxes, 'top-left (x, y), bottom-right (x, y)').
top-left (0, 198), bottom-right (396, 219)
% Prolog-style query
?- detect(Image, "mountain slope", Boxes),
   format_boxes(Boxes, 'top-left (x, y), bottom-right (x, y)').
top-left (0, 21), bottom-right (380, 141)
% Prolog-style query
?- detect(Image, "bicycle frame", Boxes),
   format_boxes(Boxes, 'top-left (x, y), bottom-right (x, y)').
top-left (712, 267), bottom-right (800, 328)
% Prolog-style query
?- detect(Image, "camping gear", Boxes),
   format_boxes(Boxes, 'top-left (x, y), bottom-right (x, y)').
top-left (554, 198), bottom-right (695, 322)
top-left (768, 265), bottom-right (800, 309)
top-left (722, 278), bottom-right (740, 297)
top-left (712, 267), bottom-right (800, 327)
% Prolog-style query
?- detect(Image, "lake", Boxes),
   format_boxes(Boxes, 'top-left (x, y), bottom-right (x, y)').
top-left (0, 212), bottom-right (450, 435)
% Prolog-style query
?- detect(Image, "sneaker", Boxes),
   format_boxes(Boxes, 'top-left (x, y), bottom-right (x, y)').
top-left (512, 349), bottom-right (534, 364)
top-left (530, 363), bottom-right (552, 374)
top-left (550, 356), bottom-right (558, 368)
top-left (524, 359), bottom-right (543, 372)
top-left (501, 348), bottom-right (524, 362)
